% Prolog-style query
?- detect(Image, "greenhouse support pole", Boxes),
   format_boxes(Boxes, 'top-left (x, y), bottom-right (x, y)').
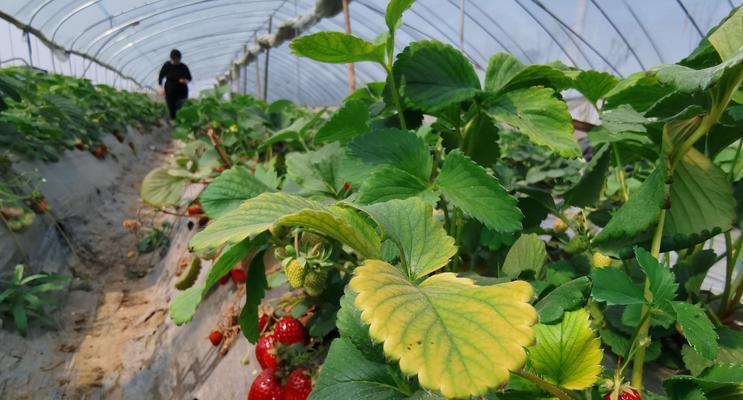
top-left (262, 16), bottom-right (272, 102)
top-left (459, 0), bottom-right (465, 51)
top-left (342, 0), bottom-right (356, 94)
top-left (24, 30), bottom-right (33, 66)
top-left (242, 45), bottom-right (248, 94)
top-left (254, 32), bottom-right (262, 99)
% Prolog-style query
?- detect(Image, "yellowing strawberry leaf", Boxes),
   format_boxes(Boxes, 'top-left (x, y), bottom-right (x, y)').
top-left (361, 197), bottom-right (456, 279)
top-left (485, 87), bottom-right (581, 158)
top-left (350, 260), bottom-right (537, 398)
top-left (140, 167), bottom-right (187, 207)
top-left (591, 268), bottom-right (645, 305)
top-left (199, 166), bottom-right (271, 219)
top-left (528, 309), bottom-right (603, 390)
top-left (709, 6), bottom-right (743, 61)
top-left (336, 287), bottom-right (385, 363)
top-left (671, 301), bottom-right (719, 361)
top-left (394, 40), bottom-right (480, 113)
top-left (535, 277), bottom-right (591, 324)
top-left (314, 98), bottom-right (370, 144)
top-left (357, 165), bottom-right (435, 205)
top-left (502, 233), bottom-right (547, 279)
top-left (290, 32), bottom-right (385, 64)
top-left (436, 150), bottom-right (522, 233)
top-left (189, 193), bottom-right (321, 251)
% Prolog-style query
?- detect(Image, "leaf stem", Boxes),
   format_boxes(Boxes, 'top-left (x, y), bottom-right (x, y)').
top-left (611, 143), bottom-right (629, 202)
top-left (514, 369), bottom-right (579, 400)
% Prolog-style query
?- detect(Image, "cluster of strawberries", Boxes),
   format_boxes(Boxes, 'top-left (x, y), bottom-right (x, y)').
top-left (249, 314), bottom-right (313, 400)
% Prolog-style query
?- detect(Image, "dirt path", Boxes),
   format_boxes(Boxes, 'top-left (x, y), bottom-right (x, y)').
top-left (0, 129), bottom-right (183, 399)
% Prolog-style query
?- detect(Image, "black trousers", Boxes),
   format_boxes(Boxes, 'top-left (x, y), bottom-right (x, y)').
top-left (165, 95), bottom-right (185, 119)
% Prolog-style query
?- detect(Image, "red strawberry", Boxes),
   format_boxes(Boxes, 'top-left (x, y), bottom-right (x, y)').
top-left (255, 334), bottom-right (278, 369)
top-left (284, 368), bottom-right (312, 400)
top-left (209, 330), bottom-right (223, 346)
top-left (187, 202), bottom-right (203, 216)
top-left (604, 389), bottom-right (641, 400)
top-left (259, 314), bottom-right (268, 332)
top-left (93, 144), bottom-right (108, 159)
top-left (248, 368), bottom-right (283, 400)
top-left (218, 275), bottom-right (230, 285)
top-left (231, 267), bottom-right (247, 283)
top-left (213, 165), bottom-right (226, 172)
top-left (274, 316), bottom-right (305, 345)
top-left (342, 181), bottom-right (350, 191)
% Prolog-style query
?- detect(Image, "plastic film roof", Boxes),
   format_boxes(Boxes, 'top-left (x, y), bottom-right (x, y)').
top-left (1, 0), bottom-right (742, 105)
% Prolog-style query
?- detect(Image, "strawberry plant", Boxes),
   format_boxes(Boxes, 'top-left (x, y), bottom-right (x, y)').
top-left (147, 2), bottom-right (743, 399)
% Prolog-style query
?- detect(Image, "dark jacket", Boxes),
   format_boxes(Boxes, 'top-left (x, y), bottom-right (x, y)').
top-left (158, 61), bottom-right (192, 99)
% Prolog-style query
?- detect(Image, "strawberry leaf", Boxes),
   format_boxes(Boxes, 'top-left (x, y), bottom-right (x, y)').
top-left (199, 166), bottom-right (271, 219)
top-left (290, 32), bottom-right (385, 64)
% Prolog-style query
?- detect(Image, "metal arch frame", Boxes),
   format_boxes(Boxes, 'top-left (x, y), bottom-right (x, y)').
top-left (66, 0), bottom-right (282, 49)
top-left (512, 0), bottom-right (580, 68)
top-left (621, 0), bottom-right (664, 64)
top-left (588, 0), bottom-right (645, 70)
top-left (43, 1), bottom-right (100, 34)
top-left (528, 0), bottom-right (624, 76)
top-left (98, 12), bottom-right (276, 65)
top-left (78, 0), bottom-right (282, 54)
top-left (675, 0), bottom-right (704, 38)
top-left (466, 0), bottom-right (535, 63)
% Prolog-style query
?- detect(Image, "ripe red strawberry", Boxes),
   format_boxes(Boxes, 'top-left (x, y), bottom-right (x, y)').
top-left (248, 368), bottom-right (283, 400)
top-left (93, 144), bottom-right (108, 159)
top-left (342, 181), bottom-right (350, 191)
top-left (255, 334), bottom-right (278, 369)
top-left (604, 389), bottom-right (641, 400)
top-left (231, 267), bottom-right (247, 283)
top-left (187, 202), bottom-right (203, 216)
top-left (284, 368), bottom-right (312, 400)
top-left (274, 316), bottom-right (305, 345)
top-left (259, 314), bottom-right (268, 332)
top-left (209, 330), bottom-right (223, 346)
top-left (213, 165), bottom-right (226, 172)
top-left (218, 275), bottom-right (230, 285)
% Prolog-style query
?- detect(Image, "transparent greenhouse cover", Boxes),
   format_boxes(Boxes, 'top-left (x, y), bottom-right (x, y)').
top-left (1, 0), bottom-right (741, 106)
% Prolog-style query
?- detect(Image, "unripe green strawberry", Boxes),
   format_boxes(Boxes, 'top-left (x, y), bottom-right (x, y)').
top-left (284, 259), bottom-right (306, 289)
top-left (303, 268), bottom-right (328, 297)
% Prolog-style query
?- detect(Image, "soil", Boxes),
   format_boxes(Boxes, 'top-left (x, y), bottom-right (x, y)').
top-left (0, 127), bottom-right (265, 400)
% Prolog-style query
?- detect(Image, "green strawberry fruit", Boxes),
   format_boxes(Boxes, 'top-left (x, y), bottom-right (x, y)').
top-left (284, 259), bottom-right (306, 289)
top-left (303, 268), bottom-right (328, 296)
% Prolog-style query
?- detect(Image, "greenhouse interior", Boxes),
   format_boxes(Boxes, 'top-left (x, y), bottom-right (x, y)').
top-left (1, 0), bottom-right (742, 399)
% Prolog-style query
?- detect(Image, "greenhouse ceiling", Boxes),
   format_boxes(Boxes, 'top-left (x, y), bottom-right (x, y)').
top-left (1, 0), bottom-right (741, 105)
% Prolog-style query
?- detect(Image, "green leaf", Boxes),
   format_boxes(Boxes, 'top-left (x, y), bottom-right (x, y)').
top-left (309, 338), bottom-right (412, 400)
top-left (502, 234), bottom-right (547, 279)
top-left (350, 260), bottom-right (537, 398)
top-left (681, 327), bottom-right (743, 375)
top-left (199, 167), bottom-right (270, 219)
top-left (485, 87), bottom-right (581, 158)
top-left (290, 32), bottom-right (385, 64)
top-left (601, 104), bottom-right (647, 134)
top-left (357, 165), bottom-right (435, 205)
top-left (635, 247), bottom-right (678, 308)
top-left (336, 287), bottom-right (385, 363)
top-left (189, 193), bottom-right (321, 251)
top-left (663, 149), bottom-right (735, 248)
top-left (535, 277), bottom-right (591, 324)
top-left (603, 72), bottom-right (674, 112)
top-left (286, 142), bottom-right (350, 197)
top-left (394, 40), bottom-right (480, 113)
top-left (386, 0), bottom-right (416, 32)
top-left (528, 309), bottom-right (603, 390)
top-left (484, 52), bottom-right (575, 94)
top-left (594, 164), bottom-right (666, 246)
top-left (349, 128), bottom-right (432, 181)
top-left (239, 250), bottom-right (268, 343)
top-left (591, 268), bottom-right (645, 305)
top-left (652, 48), bottom-right (743, 93)
top-left (563, 145), bottom-right (611, 208)
top-left (361, 197), bottom-right (456, 279)
top-left (573, 70), bottom-right (619, 105)
top-left (708, 6), bottom-right (743, 61)
top-left (663, 364), bottom-right (743, 400)
top-left (436, 150), bottom-right (522, 232)
top-left (314, 98), bottom-right (370, 144)
top-left (12, 301), bottom-right (28, 335)
top-left (171, 238), bottom-right (257, 325)
top-left (671, 301), bottom-right (719, 361)
top-left (140, 167), bottom-right (187, 207)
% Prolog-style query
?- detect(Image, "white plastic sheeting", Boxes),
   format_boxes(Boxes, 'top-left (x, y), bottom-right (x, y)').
top-left (1, 0), bottom-right (742, 104)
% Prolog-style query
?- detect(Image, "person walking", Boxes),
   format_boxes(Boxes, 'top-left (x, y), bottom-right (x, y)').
top-left (158, 49), bottom-right (192, 119)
